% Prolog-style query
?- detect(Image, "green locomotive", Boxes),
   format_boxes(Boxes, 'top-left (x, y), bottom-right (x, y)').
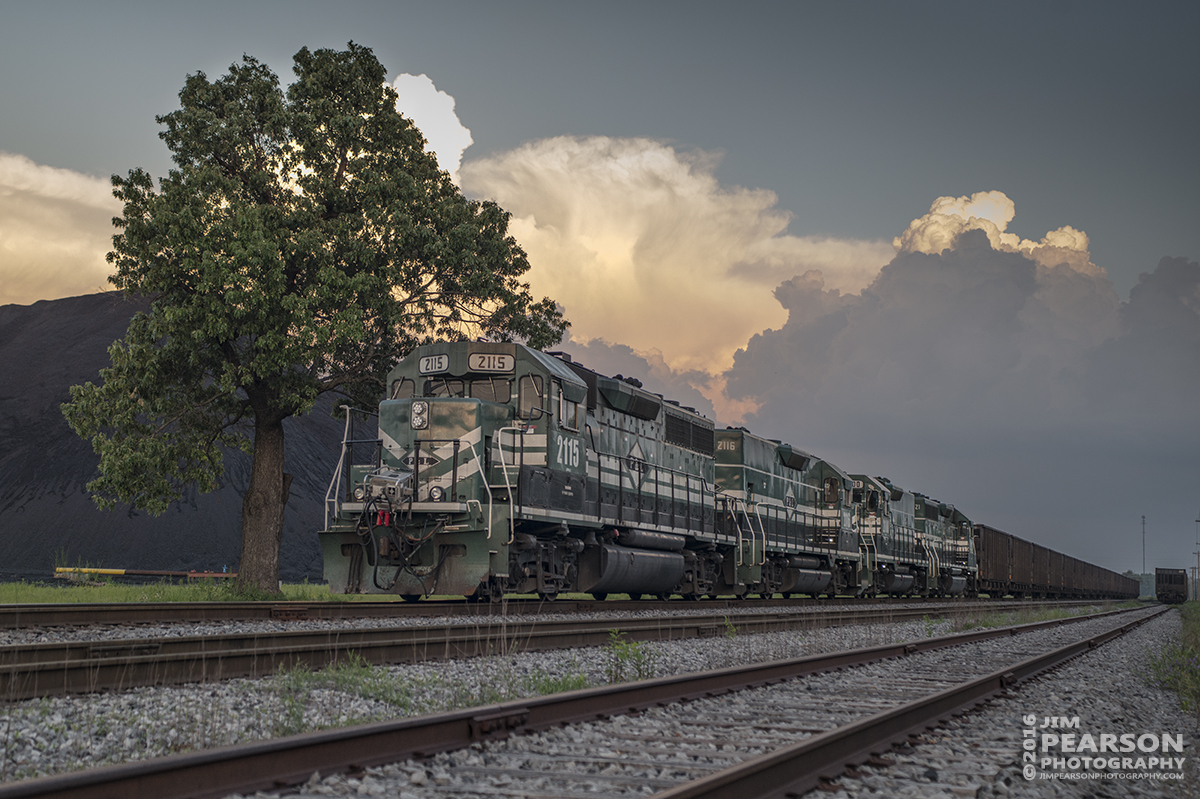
top-left (850, 477), bottom-right (977, 597)
top-left (320, 341), bottom-right (716, 600)
top-left (712, 428), bottom-right (859, 597)
top-left (318, 340), bottom-right (973, 599)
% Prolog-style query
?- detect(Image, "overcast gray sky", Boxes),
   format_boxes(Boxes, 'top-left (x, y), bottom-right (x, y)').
top-left (1, 0), bottom-right (1197, 575)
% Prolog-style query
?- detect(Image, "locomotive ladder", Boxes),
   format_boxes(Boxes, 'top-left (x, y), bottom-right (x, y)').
top-left (859, 528), bottom-right (879, 587)
top-left (732, 498), bottom-right (767, 566)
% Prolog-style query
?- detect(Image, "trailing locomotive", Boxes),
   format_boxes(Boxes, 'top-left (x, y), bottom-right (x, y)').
top-left (318, 341), bottom-right (1136, 602)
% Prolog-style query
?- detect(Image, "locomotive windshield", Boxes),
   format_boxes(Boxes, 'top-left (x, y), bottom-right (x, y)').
top-left (388, 376), bottom-right (513, 402)
top-left (518, 374), bottom-right (544, 418)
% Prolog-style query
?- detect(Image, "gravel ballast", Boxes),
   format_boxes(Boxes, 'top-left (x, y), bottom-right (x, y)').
top-left (0, 599), bottom-right (1037, 646)
top-left (0, 605), bottom-right (1192, 798)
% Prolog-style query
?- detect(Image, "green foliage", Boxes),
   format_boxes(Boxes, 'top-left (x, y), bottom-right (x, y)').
top-left (723, 615), bottom-right (738, 640)
top-left (604, 630), bottom-right (658, 684)
top-left (951, 606), bottom-right (1080, 632)
top-left (1148, 602), bottom-right (1200, 718)
top-left (267, 653), bottom-right (589, 737)
top-left (0, 580), bottom-right (347, 604)
top-left (60, 42), bottom-right (566, 589)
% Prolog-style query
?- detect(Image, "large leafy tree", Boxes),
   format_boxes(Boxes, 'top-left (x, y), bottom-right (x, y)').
top-left (63, 44), bottom-right (566, 593)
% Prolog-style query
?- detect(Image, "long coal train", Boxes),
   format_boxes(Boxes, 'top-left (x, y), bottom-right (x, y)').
top-left (318, 341), bottom-right (1138, 602)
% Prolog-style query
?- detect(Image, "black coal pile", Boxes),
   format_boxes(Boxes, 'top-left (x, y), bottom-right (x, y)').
top-left (0, 292), bottom-right (347, 582)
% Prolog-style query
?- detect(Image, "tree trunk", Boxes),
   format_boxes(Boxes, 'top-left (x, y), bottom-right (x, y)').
top-left (238, 410), bottom-right (287, 594)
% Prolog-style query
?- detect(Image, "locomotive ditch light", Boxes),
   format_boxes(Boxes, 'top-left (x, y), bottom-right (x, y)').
top-left (411, 400), bottom-right (428, 429)
top-left (429, 485), bottom-right (445, 501)
top-left (353, 486), bottom-right (366, 501)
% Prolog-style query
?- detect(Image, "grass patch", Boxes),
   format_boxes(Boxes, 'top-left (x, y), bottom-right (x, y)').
top-left (267, 653), bottom-right (590, 737)
top-left (0, 579), bottom-right (351, 604)
top-left (950, 603), bottom-right (1108, 632)
top-left (1148, 601), bottom-right (1200, 719)
top-left (604, 630), bottom-right (658, 683)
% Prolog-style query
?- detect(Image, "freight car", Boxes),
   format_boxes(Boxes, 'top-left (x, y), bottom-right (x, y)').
top-left (317, 341), bottom-right (1133, 602)
top-left (972, 524), bottom-right (1138, 599)
top-left (1156, 568), bottom-right (1188, 604)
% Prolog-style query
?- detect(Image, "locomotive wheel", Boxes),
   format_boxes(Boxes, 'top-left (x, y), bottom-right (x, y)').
top-left (591, 592), bottom-right (608, 601)
top-left (400, 594), bottom-right (422, 602)
top-left (682, 593), bottom-right (700, 601)
top-left (657, 592), bottom-right (671, 601)
top-left (538, 591), bottom-right (557, 601)
top-left (781, 592), bottom-right (792, 599)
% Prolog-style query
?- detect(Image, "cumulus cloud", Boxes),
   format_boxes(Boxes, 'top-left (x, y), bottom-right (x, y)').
top-left (895, 190), bottom-right (1103, 277)
top-left (460, 136), bottom-right (894, 375)
top-left (0, 153), bottom-right (119, 307)
top-left (720, 208), bottom-right (1197, 569)
top-left (389, 73), bottom-right (473, 183)
top-left (1083, 255), bottom-right (1200, 428)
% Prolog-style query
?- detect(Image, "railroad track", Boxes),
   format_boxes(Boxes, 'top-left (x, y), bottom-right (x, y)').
top-left (0, 606), bottom-right (1165, 799)
top-left (0, 601), bottom-right (1089, 700)
top-left (0, 596), bottom-right (1117, 630)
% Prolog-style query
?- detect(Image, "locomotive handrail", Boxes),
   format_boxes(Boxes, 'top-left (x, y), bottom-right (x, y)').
top-left (730, 497), bottom-right (762, 567)
top-left (324, 408), bottom-right (355, 530)
top-left (495, 425), bottom-right (525, 544)
top-left (754, 506), bottom-right (767, 565)
top-left (465, 442), bottom-right (494, 541)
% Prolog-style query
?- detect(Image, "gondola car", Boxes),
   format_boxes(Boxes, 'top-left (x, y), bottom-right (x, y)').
top-left (1156, 567), bottom-right (1188, 604)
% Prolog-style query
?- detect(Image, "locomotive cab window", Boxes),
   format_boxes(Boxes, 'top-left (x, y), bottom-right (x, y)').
top-left (470, 377), bottom-right (511, 404)
top-left (390, 378), bottom-right (415, 399)
top-left (518, 375), bottom-right (544, 419)
top-left (557, 381), bottom-right (580, 430)
top-left (823, 478), bottom-right (839, 505)
top-left (424, 378), bottom-right (465, 397)
top-left (866, 490), bottom-right (880, 514)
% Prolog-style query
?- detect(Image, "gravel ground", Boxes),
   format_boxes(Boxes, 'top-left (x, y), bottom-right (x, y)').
top-left (0, 599), bottom-right (1045, 646)
top-left (821, 608), bottom-right (1199, 799)
top-left (0, 604), bottom-right (1190, 799)
top-left (0, 613), bottom-right (975, 782)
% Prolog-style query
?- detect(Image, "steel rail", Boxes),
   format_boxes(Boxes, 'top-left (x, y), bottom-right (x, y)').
top-left (0, 596), bottom-right (1120, 630)
top-left (0, 606), bottom-right (1158, 799)
top-left (651, 608), bottom-right (1169, 799)
top-left (0, 603), bottom-right (1127, 701)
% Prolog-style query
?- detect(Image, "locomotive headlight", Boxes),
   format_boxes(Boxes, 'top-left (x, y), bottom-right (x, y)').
top-left (411, 400), bottom-right (428, 430)
top-left (429, 485), bottom-right (445, 501)
top-left (353, 486), bottom-right (366, 501)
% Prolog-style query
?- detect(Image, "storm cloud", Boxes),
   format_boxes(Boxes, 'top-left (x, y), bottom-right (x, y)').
top-left (720, 223), bottom-right (1199, 570)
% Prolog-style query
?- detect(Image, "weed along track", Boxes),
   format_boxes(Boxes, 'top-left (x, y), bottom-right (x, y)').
top-left (0, 602), bottom-right (1112, 700)
top-left (0, 606), bottom-right (1164, 798)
